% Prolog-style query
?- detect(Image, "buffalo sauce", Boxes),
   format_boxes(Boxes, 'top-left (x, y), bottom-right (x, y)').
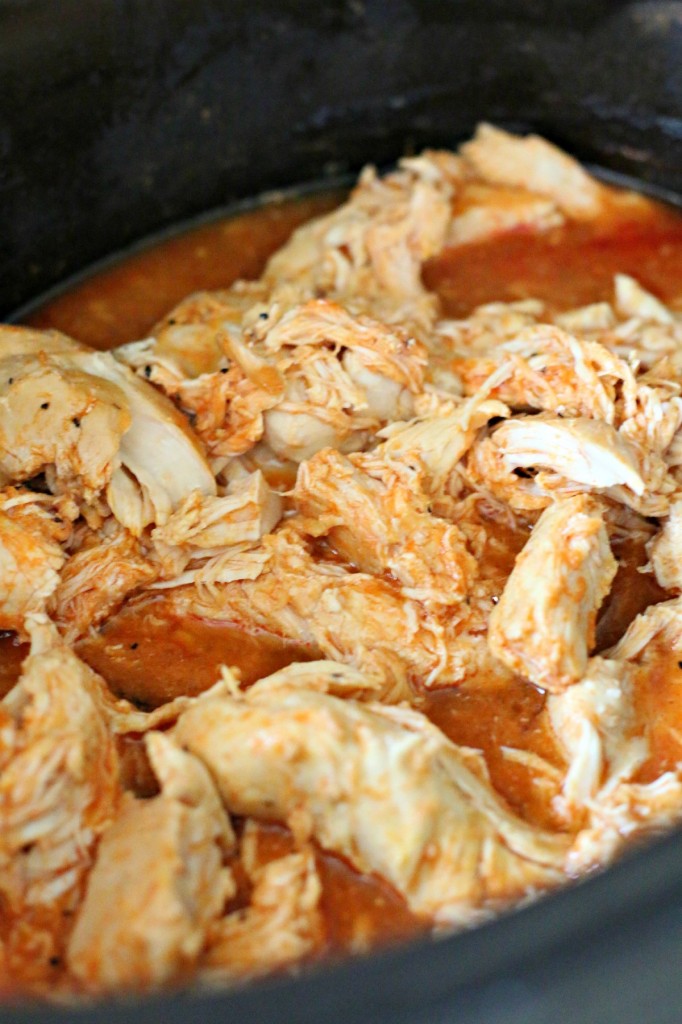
top-left (6, 179), bottom-right (682, 969)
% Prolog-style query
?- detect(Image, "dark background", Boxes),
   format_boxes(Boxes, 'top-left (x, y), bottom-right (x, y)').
top-left (3, 0), bottom-right (682, 316)
top-left (3, 1), bottom-right (682, 1020)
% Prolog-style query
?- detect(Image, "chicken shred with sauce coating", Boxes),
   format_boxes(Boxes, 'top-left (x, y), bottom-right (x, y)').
top-left (4, 123), bottom-right (682, 999)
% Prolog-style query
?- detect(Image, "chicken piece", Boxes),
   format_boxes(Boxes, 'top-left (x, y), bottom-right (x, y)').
top-left (67, 732), bottom-right (235, 993)
top-left (0, 488), bottom-right (73, 636)
top-left (448, 183), bottom-right (563, 245)
top-left (165, 524), bottom-right (456, 700)
top-left (257, 299), bottom-right (426, 395)
top-left (51, 523), bottom-right (158, 642)
top-left (120, 298), bottom-right (425, 464)
top-left (153, 471), bottom-right (282, 551)
top-left (141, 470), bottom-right (282, 590)
top-left (544, 622), bottom-right (679, 872)
top-left (568, 770), bottom-right (682, 873)
top-left (547, 657), bottom-right (647, 818)
top-left (0, 324), bottom-right (88, 361)
top-left (117, 316), bottom-right (285, 461)
top-left (569, 277), bottom-right (682, 370)
top-left (614, 273), bottom-right (674, 325)
top-left (256, 300), bottom-right (427, 458)
top-left (467, 415), bottom-right (647, 513)
top-left (262, 346), bottom-right (374, 462)
top-left (201, 848), bottom-right (323, 984)
top-left (375, 378), bottom-right (510, 496)
top-left (547, 653), bottom-right (682, 872)
top-left (649, 496), bottom-right (682, 592)
top-left (620, 380), bottom-right (682, 462)
top-left (71, 350), bottom-right (216, 529)
top-left (0, 327), bottom-right (216, 530)
top-left (450, 325), bottom-right (637, 424)
top-left (294, 447), bottom-right (477, 606)
top-left (460, 123), bottom-right (605, 220)
top-left (489, 496), bottom-right (617, 691)
top-left (607, 596), bottom-right (682, 662)
top-left (174, 666), bottom-right (568, 926)
top-left (264, 152), bottom-right (457, 332)
top-left (615, 383), bottom-right (682, 519)
top-left (554, 302), bottom-right (617, 334)
top-left (0, 615), bottom-right (120, 916)
top-left (0, 335), bottom-right (131, 501)
top-left (436, 299), bottom-right (546, 361)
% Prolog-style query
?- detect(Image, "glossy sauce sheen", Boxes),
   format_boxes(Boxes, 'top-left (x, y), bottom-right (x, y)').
top-left (6, 184), bottom-right (682, 955)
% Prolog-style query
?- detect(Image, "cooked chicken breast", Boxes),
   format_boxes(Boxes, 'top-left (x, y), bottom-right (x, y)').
top-left (0, 488), bottom-right (72, 636)
top-left (5, 124), bottom-right (682, 998)
top-left (489, 496), bottom-right (617, 691)
top-left (0, 616), bottom-right (120, 916)
top-left (649, 496), bottom-right (682, 592)
top-left (200, 847), bottom-right (322, 984)
top-left (460, 123), bottom-right (605, 219)
top-left (52, 523), bottom-right (158, 642)
top-left (166, 524), bottom-right (453, 701)
top-left (174, 664), bottom-right (568, 926)
top-left (67, 733), bottom-right (235, 993)
top-left (293, 447), bottom-right (477, 606)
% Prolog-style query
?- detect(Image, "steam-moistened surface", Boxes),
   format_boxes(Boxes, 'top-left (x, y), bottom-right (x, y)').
top-left (4, 123), bottom-right (682, 999)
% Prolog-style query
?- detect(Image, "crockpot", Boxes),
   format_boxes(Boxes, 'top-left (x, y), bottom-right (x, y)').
top-left (3, 2), bottom-right (682, 1021)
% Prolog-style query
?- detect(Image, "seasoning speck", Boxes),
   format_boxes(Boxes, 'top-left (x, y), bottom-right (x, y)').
top-left (40, 401), bottom-right (49, 410)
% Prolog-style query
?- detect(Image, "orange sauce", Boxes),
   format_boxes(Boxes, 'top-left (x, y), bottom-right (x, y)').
top-left (425, 197), bottom-right (682, 316)
top-left (6, 176), bottom-right (682, 982)
top-left (75, 596), bottom-right (319, 708)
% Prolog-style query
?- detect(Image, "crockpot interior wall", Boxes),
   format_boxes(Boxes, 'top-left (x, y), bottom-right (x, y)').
top-left (3, 0), bottom-right (682, 318)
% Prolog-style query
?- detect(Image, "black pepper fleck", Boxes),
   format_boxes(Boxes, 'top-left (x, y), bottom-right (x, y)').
top-left (8, 377), bottom-right (13, 384)
top-left (72, 417), bottom-right (81, 428)
top-left (130, 642), bottom-right (139, 650)
top-left (144, 365), bottom-right (152, 378)
top-left (220, 367), bottom-right (229, 374)
top-left (49, 957), bottom-right (61, 967)
top-left (259, 312), bottom-right (269, 320)
top-left (40, 401), bottom-right (49, 410)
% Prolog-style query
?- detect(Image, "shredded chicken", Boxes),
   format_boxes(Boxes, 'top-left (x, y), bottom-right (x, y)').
top-left (459, 122), bottom-right (606, 219)
top-left (67, 733), bottom-right (235, 993)
top-left (649, 495), bottom-right (682, 592)
top-left (489, 496), bottom-right (617, 691)
top-left (200, 846), bottom-right (323, 985)
top-left (165, 524), bottom-right (453, 701)
top-left (4, 123), bottom-right (682, 998)
top-left (174, 664), bottom-right (568, 925)
top-left (293, 447), bottom-right (477, 606)
top-left (0, 617), bottom-right (121, 921)
top-left (0, 488), bottom-right (73, 636)
top-left (51, 523), bottom-right (158, 642)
